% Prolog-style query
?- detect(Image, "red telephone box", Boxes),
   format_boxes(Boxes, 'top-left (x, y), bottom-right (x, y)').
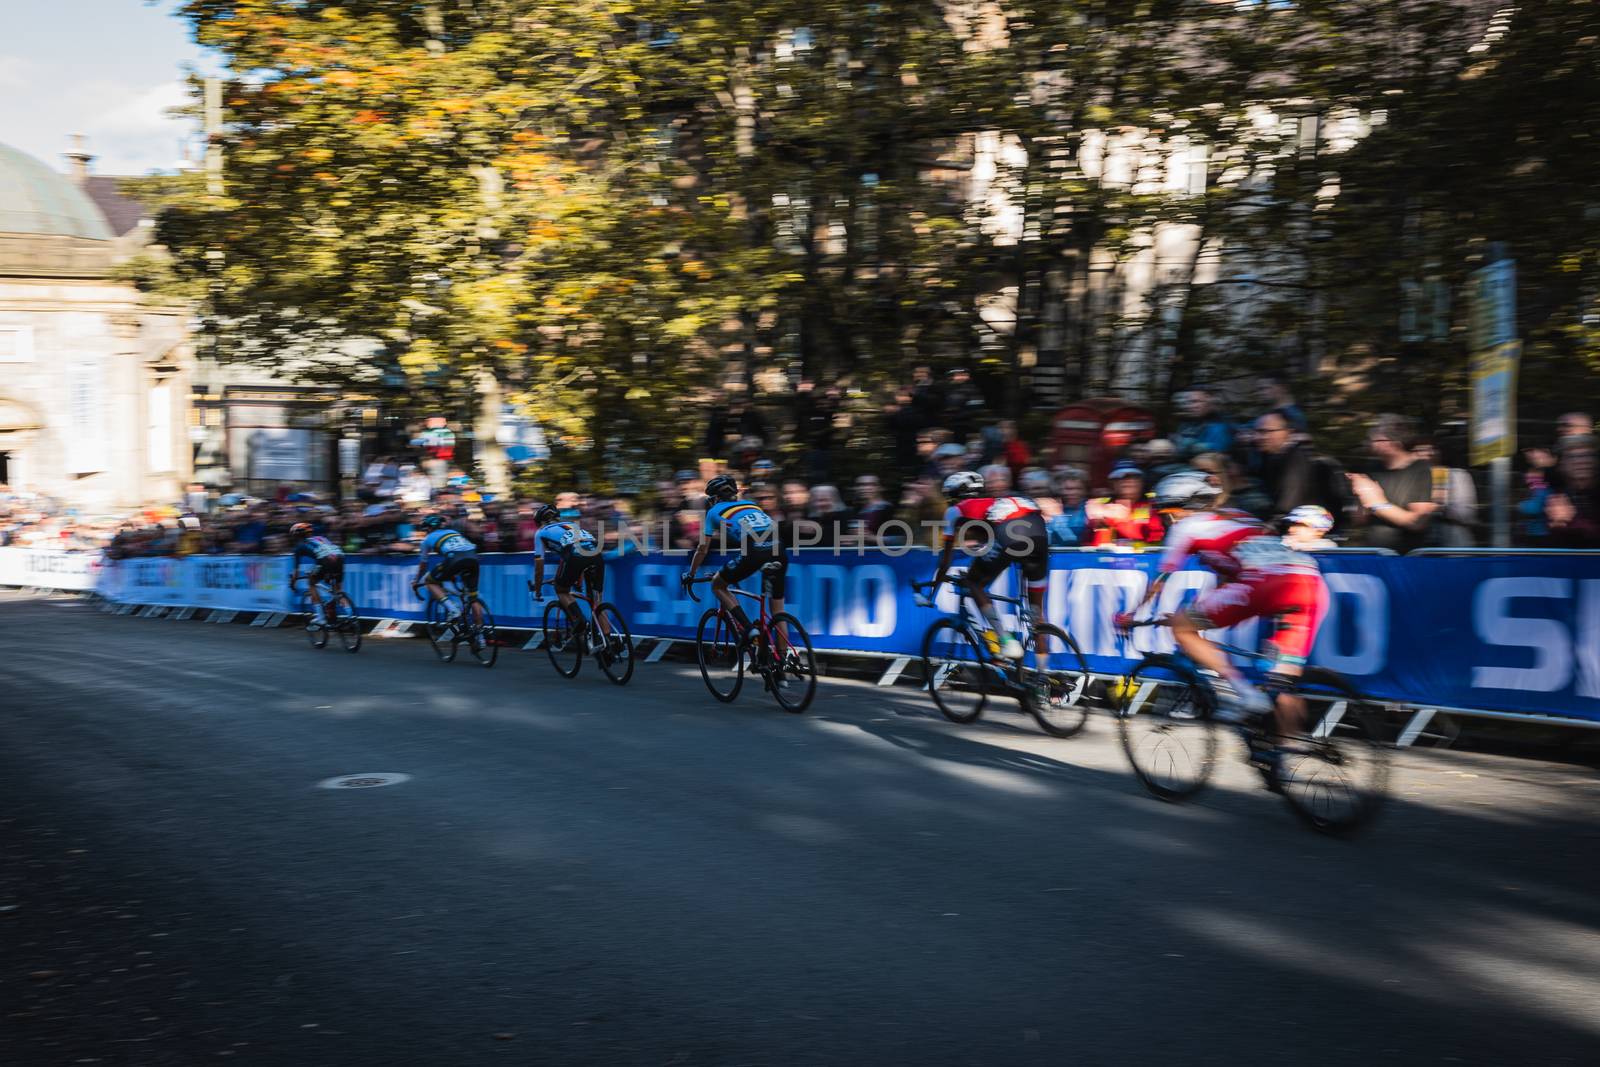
top-left (1048, 398), bottom-right (1157, 488)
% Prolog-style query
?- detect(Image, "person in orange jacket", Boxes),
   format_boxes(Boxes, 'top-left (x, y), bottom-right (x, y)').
top-left (1085, 463), bottom-right (1164, 547)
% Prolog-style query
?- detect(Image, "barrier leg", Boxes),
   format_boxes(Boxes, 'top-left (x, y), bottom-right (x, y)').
top-left (211, 610), bottom-right (239, 624)
top-left (876, 656), bottom-right (912, 687)
top-left (644, 639), bottom-right (675, 663)
top-left (522, 631), bottom-right (545, 651)
top-left (172, 607), bottom-right (197, 621)
top-left (1312, 700), bottom-right (1348, 739)
top-left (1396, 707), bottom-right (1436, 748)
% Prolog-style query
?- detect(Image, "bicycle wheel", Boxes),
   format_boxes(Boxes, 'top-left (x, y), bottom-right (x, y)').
top-left (920, 617), bottom-right (988, 724)
top-left (334, 594), bottom-right (362, 653)
top-left (305, 609), bottom-right (329, 650)
top-left (766, 612), bottom-right (816, 713)
top-left (543, 600), bottom-right (582, 678)
top-left (594, 603), bottom-right (635, 686)
top-left (469, 603), bottom-right (498, 668)
top-left (696, 607), bottom-right (743, 703)
top-left (1116, 655), bottom-right (1219, 802)
top-left (1273, 670), bottom-right (1391, 835)
top-left (426, 595), bottom-right (460, 663)
top-left (1020, 624), bottom-right (1092, 738)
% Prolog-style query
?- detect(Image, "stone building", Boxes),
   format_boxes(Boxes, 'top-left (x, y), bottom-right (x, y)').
top-left (0, 140), bottom-right (192, 511)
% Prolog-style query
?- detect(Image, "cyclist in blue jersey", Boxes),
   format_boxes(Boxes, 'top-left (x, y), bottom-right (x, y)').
top-left (530, 502), bottom-right (616, 651)
top-left (412, 513), bottom-right (483, 623)
top-left (682, 475), bottom-right (788, 645)
top-left (289, 522), bottom-right (344, 628)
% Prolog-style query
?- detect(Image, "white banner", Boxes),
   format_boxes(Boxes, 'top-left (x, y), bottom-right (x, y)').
top-left (0, 548), bottom-right (103, 590)
top-left (99, 555), bottom-right (292, 612)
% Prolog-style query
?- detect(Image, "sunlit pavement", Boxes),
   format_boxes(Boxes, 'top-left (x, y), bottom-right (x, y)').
top-left (3, 592), bottom-right (1598, 1066)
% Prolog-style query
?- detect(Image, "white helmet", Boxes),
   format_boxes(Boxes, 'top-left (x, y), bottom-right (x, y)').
top-left (1153, 470), bottom-right (1222, 511)
top-left (1286, 504), bottom-right (1334, 533)
top-left (942, 471), bottom-right (984, 501)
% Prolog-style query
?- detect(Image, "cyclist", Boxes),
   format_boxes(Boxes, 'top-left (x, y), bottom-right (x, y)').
top-left (1115, 470), bottom-right (1329, 741)
top-left (681, 474), bottom-right (788, 656)
top-left (412, 513), bottom-right (483, 623)
top-left (529, 502), bottom-right (616, 653)
top-left (928, 470), bottom-right (1052, 682)
top-left (289, 521), bottom-right (344, 627)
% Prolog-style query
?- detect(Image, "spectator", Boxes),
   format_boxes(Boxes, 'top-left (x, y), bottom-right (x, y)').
top-left (1254, 411), bottom-right (1315, 522)
top-left (1172, 389), bottom-right (1234, 460)
top-left (1414, 433), bottom-right (1478, 548)
top-left (897, 476), bottom-right (946, 547)
top-left (1052, 469), bottom-right (1091, 546)
top-left (1545, 435), bottom-right (1600, 546)
top-left (852, 475), bottom-right (896, 539)
top-left (1085, 464), bottom-right (1163, 547)
top-left (980, 463), bottom-right (1012, 495)
top-left (1145, 439), bottom-right (1185, 484)
top-left (808, 484), bottom-right (853, 546)
top-left (1283, 505), bottom-right (1338, 551)
top-left (990, 419), bottom-right (1031, 479)
top-left (1258, 374), bottom-right (1308, 434)
top-left (1349, 413), bottom-right (1437, 553)
top-left (942, 367), bottom-right (985, 442)
top-left (933, 441), bottom-right (967, 479)
top-left (885, 389), bottom-right (925, 478)
top-left (1020, 469), bottom-right (1073, 547)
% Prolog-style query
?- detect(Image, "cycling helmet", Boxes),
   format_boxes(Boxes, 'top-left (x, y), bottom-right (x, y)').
top-left (289, 522), bottom-right (313, 540)
top-left (1286, 504), bottom-right (1334, 533)
top-left (705, 474), bottom-right (739, 502)
top-left (1153, 470), bottom-right (1222, 511)
top-left (942, 470), bottom-right (984, 501)
top-left (420, 514), bottom-right (446, 531)
top-left (533, 502), bottom-right (559, 524)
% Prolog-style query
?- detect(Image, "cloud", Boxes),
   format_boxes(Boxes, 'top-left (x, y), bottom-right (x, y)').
top-left (0, 54), bottom-right (198, 174)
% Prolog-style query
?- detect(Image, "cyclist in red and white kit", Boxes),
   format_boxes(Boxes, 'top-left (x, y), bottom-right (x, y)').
top-left (1116, 471), bottom-right (1330, 738)
top-left (929, 471), bottom-right (1052, 684)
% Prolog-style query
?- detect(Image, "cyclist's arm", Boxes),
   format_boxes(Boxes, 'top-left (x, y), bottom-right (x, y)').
top-left (1126, 571), bottom-right (1169, 619)
top-left (533, 553), bottom-right (546, 595)
top-left (929, 532), bottom-right (959, 591)
top-left (686, 538), bottom-right (710, 578)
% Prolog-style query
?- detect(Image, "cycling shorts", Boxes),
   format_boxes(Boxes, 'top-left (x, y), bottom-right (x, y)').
top-left (1185, 570), bottom-right (1329, 665)
top-left (428, 554), bottom-right (480, 593)
top-left (310, 556), bottom-right (344, 582)
top-left (553, 551), bottom-right (604, 595)
top-left (966, 512), bottom-right (1050, 591)
top-left (719, 546), bottom-right (787, 599)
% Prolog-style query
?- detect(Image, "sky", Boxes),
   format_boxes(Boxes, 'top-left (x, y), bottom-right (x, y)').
top-left (1, 0), bottom-right (219, 176)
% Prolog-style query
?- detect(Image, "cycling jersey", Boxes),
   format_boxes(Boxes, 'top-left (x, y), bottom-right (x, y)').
top-left (1159, 511), bottom-right (1320, 581)
top-left (1164, 511), bottom-right (1327, 665)
top-left (420, 528), bottom-right (477, 564)
top-left (945, 497), bottom-right (1049, 590)
top-left (704, 500), bottom-right (776, 542)
top-left (704, 500), bottom-right (785, 597)
top-left (942, 496), bottom-right (1040, 539)
top-left (533, 521), bottom-right (597, 558)
top-left (292, 536), bottom-right (343, 569)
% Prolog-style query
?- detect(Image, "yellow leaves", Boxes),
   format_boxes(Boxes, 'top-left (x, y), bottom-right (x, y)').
top-left (438, 98), bottom-right (475, 115)
top-left (304, 147), bottom-right (335, 163)
top-left (354, 109), bottom-right (387, 125)
top-left (325, 70), bottom-right (360, 89)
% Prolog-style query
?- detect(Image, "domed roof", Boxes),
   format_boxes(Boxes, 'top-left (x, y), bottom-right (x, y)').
top-left (0, 142), bottom-right (113, 241)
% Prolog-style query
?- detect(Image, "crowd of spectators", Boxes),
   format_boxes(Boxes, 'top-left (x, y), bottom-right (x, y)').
top-left (3, 376), bottom-right (1597, 558)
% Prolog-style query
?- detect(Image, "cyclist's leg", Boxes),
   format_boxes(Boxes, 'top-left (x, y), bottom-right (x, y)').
top-left (1261, 573), bottom-right (1329, 739)
top-left (1175, 581), bottom-right (1269, 712)
top-left (1018, 517), bottom-right (1050, 672)
top-left (964, 547), bottom-right (1011, 655)
top-left (764, 556), bottom-right (789, 655)
top-left (458, 558), bottom-right (483, 624)
top-left (587, 559), bottom-right (611, 636)
top-left (715, 556), bottom-right (755, 630)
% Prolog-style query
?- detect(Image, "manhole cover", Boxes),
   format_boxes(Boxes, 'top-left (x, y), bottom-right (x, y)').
top-left (317, 773), bottom-right (412, 790)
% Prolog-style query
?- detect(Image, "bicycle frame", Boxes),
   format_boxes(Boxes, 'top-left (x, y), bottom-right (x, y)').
top-left (686, 572), bottom-right (782, 658)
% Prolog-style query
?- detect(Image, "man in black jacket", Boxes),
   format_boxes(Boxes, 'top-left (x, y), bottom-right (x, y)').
top-left (1254, 411), bottom-right (1314, 522)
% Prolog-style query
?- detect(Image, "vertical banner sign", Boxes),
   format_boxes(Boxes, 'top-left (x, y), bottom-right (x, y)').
top-left (1468, 259), bottom-right (1519, 466)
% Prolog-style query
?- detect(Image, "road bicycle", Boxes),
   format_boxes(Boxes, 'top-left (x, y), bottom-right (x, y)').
top-left (686, 567), bottom-right (816, 713)
top-left (528, 580), bottom-right (635, 685)
top-left (292, 575), bottom-right (362, 653)
top-left (911, 571), bottom-right (1092, 737)
top-left (413, 579), bottom-right (498, 668)
top-left (1113, 617), bottom-right (1390, 835)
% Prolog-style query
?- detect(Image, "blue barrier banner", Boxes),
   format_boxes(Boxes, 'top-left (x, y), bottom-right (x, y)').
top-left (95, 548), bottom-right (1600, 723)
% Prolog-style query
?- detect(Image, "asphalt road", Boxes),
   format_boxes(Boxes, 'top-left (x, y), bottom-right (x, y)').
top-left (3, 592), bottom-right (1599, 1066)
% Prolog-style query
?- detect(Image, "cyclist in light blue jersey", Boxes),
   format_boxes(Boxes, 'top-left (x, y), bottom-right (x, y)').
top-left (289, 522), bottom-right (344, 627)
top-left (530, 501), bottom-right (616, 650)
top-left (412, 513), bottom-right (483, 623)
top-left (682, 474), bottom-right (787, 640)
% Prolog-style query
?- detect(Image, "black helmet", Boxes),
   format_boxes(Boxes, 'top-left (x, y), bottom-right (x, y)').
top-left (705, 474), bottom-right (739, 502)
top-left (1153, 470), bottom-right (1222, 511)
top-left (533, 502), bottom-right (559, 524)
